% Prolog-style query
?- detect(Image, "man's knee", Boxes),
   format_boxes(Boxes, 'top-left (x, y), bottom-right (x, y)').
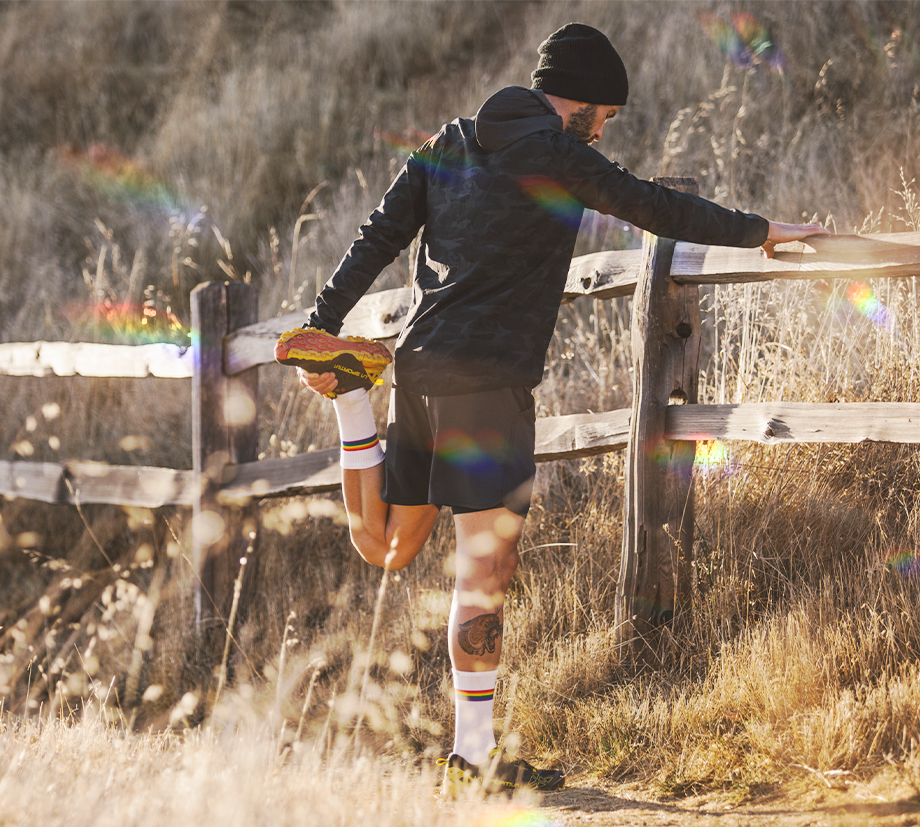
top-left (349, 526), bottom-right (390, 568)
top-left (486, 545), bottom-right (519, 592)
top-left (501, 546), bottom-right (520, 581)
top-left (349, 526), bottom-right (424, 570)
top-left (458, 544), bottom-right (519, 590)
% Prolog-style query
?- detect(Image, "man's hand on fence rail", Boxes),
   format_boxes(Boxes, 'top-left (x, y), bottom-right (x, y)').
top-left (761, 222), bottom-right (831, 259)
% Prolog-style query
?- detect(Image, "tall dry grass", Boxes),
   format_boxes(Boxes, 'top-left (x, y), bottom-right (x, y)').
top-left (0, 710), bottom-right (548, 827)
top-left (3, 0), bottom-right (920, 813)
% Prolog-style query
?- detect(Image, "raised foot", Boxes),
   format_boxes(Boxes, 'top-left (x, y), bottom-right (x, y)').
top-left (274, 326), bottom-right (392, 397)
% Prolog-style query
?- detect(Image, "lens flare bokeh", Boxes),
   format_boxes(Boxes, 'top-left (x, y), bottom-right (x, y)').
top-left (379, 128), bottom-right (585, 230)
top-left (64, 299), bottom-right (188, 345)
top-left (694, 439), bottom-right (733, 473)
top-left (887, 550), bottom-right (920, 576)
top-left (473, 806), bottom-right (564, 827)
top-left (846, 282), bottom-right (893, 329)
top-left (377, 127), bottom-right (436, 157)
top-left (813, 281), bottom-right (894, 331)
top-left (699, 11), bottom-right (785, 71)
top-left (643, 437), bottom-right (732, 476)
top-left (517, 177), bottom-right (583, 230)
top-left (434, 428), bottom-right (508, 475)
top-left (58, 143), bottom-right (187, 213)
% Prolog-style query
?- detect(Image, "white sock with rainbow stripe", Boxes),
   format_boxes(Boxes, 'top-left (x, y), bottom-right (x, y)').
top-left (452, 668), bottom-right (498, 765)
top-left (332, 388), bottom-right (384, 470)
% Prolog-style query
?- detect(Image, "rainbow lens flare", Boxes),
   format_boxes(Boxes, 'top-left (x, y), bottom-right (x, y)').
top-left (64, 299), bottom-right (188, 345)
top-left (694, 440), bottom-right (732, 473)
top-left (58, 143), bottom-right (186, 213)
top-left (518, 177), bottom-right (583, 230)
top-left (643, 437), bottom-right (728, 476)
top-left (887, 550), bottom-right (919, 576)
top-left (400, 131), bottom-right (477, 188)
top-left (643, 436), bottom-right (674, 468)
top-left (380, 128), bottom-right (585, 230)
top-left (434, 428), bottom-right (509, 475)
top-left (813, 281), bottom-right (894, 330)
top-left (846, 282), bottom-right (893, 329)
top-left (473, 806), bottom-right (564, 827)
top-left (377, 127), bottom-right (436, 158)
top-left (699, 11), bottom-right (785, 71)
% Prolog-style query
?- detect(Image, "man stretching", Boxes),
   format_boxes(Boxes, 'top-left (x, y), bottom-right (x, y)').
top-left (277, 23), bottom-right (828, 794)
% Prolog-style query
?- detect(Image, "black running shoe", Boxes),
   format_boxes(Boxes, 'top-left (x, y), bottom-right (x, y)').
top-left (439, 748), bottom-right (565, 797)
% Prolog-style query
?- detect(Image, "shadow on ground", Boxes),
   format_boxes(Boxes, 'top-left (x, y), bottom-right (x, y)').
top-left (539, 782), bottom-right (920, 826)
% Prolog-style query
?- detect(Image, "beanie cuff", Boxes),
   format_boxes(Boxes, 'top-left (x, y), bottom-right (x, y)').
top-left (532, 69), bottom-right (628, 106)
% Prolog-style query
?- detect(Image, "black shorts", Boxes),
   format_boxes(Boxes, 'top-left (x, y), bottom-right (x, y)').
top-left (382, 385), bottom-right (536, 517)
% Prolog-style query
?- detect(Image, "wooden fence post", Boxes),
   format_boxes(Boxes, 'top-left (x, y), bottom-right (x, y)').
top-left (616, 177), bottom-right (701, 657)
top-left (191, 281), bottom-right (259, 635)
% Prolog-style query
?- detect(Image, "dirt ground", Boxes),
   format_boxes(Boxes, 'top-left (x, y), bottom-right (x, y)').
top-left (538, 780), bottom-right (920, 826)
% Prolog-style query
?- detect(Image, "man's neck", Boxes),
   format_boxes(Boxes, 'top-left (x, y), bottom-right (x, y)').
top-left (542, 93), bottom-right (583, 124)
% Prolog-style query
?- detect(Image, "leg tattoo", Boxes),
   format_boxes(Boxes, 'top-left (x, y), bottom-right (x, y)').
top-left (457, 613), bottom-right (503, 657)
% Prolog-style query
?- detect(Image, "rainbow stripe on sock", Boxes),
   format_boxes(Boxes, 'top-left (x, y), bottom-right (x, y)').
top-left (342, 435), bottom-right (380, 452)
top-left (456, 687), bottom-right (494, 702)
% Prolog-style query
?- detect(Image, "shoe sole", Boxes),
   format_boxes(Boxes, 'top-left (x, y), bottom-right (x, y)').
top-left (274, 328), bottom-right (392, 370)
top-left (274, 328), bottom-right (392, 395)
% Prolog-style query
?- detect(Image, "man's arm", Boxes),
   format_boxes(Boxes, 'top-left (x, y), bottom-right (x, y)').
top-left (562, 144), bottom-right (828, 251)
top-left (307, 155), bottom-right (427, 334)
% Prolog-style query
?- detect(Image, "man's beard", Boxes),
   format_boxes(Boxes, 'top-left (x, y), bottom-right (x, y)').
top-left (564, 104), bottom-right (599, 143)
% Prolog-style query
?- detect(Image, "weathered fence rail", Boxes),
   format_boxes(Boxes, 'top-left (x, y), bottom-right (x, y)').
top-left (0, 341), bottom-right (194, 378)
top-left (3, 212), bottom-right (920, 647)
top-left (0, 406), bottom-right (634, 507)
top-left (6, 399), bottom-right (920, 506)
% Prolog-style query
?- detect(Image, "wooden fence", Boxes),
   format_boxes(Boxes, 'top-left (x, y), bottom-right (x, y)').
top-left (3, 190), bottom-right (920, 651)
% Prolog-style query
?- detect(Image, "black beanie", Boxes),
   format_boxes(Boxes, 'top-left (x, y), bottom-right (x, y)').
top-left (531, 23), bottom-right (629, 106)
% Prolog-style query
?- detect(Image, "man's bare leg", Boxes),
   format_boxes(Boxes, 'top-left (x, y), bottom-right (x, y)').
top-left (448, 507), bottom-right (525, 765)
top-left (342, 462), bottom-right (439, 570)
top-left (299, 368), bottom-right (439, 569)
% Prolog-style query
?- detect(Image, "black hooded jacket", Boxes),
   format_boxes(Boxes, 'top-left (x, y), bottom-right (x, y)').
top-left (308, 87), bottom-right (768, 395)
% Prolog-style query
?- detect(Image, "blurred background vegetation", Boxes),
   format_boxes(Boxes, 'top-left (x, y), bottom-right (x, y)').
top-left (2, 0), bottom-right (920, 798)
top-left (1, 0), bottom-right (917, 344)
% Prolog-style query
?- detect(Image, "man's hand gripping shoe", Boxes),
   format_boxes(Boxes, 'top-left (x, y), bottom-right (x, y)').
top-left (274, 327), bottom-right (393, 397)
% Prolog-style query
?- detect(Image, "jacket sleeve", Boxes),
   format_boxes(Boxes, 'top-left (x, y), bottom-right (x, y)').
top-left (563, 142), bottom-right (769, 248)
top-left (307, 155), bottom-right (427, 335)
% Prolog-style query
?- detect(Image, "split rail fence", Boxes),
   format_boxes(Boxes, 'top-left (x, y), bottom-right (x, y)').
top-left (3, 178), bottom-right (920, 653)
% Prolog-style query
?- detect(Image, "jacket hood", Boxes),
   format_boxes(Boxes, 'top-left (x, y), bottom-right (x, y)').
top-left (474, 86), bottom-right (563, 152)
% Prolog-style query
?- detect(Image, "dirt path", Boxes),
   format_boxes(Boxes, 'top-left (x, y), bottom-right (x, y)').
top-left (539, 780), bottom-right (920, 826)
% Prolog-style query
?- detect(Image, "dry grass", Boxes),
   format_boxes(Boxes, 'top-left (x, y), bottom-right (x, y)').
top-left (0, 710), bottom-right (548, 827)
top-left (3, 0), bottom-right (920, 817)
